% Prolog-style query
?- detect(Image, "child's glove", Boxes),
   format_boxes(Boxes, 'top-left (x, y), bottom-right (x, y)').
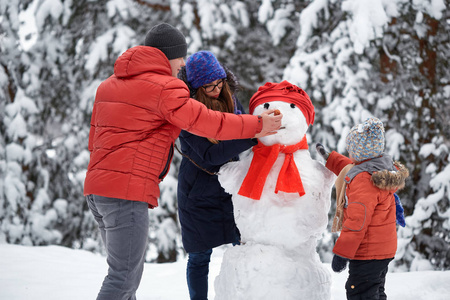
top-left (394, 193), bottom-right (406, 227)
top-left (331, 255), bottom-right (349, 273)
top-left (315, 143), bottom-right (329, 161)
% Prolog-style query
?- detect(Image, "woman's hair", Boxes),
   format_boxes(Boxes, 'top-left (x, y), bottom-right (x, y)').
top-left (179, 64), bottom-right (239, 144)
top-left (195, 81), bottom-right (234, 113)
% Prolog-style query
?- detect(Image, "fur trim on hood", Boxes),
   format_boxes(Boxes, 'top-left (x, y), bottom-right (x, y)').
top-left (371, 161), bottom-right (409, 191)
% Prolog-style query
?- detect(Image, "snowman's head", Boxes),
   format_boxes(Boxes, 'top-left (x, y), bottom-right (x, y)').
top-left (249, 81), bottom-right (315, 146)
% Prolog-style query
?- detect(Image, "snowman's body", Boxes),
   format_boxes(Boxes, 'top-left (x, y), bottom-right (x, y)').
top-left (215, 100), bottom-right (335, 300)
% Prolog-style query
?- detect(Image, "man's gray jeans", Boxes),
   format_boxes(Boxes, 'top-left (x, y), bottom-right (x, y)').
top-left (86, 195), bottom-right (149, 300)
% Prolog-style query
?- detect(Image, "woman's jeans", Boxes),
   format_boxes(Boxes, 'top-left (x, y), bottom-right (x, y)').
top-left (86, 194), bottom-right (149, 300)
top-left (187, 249), bottom-right (213, 300)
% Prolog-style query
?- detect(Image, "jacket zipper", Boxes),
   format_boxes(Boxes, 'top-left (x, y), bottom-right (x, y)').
top-left (159, 143), bottom-right (174, 179)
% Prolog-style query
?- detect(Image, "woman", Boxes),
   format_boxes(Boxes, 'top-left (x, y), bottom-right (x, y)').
top-left (177, 51), bottom-right (257, 300)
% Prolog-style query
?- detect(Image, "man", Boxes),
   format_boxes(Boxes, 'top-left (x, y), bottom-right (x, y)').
top-left (84, 23), bottom-right (282, 300)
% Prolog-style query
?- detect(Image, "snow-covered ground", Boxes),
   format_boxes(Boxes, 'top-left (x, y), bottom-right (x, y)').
top-left (1, 243), bottom-right (449, 299)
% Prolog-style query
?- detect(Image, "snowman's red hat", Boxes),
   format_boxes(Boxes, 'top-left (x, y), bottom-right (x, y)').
top-left (249, 80), bottom-right (315, 126)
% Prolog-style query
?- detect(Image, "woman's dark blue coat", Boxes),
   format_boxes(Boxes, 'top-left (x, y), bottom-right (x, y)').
top-left (177, 102), bottom-right (257, 253)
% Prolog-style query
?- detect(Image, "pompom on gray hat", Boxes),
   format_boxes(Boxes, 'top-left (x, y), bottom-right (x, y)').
top-left (346, 117), bottom-right (385, 162)
top-left (144, 23), bottom-right (187, 60)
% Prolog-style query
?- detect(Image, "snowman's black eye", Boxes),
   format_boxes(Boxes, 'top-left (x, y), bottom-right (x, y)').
top-left (290, 103), bottom-right (296, 108)
top-left (264, 103), bottom-right (270, 109)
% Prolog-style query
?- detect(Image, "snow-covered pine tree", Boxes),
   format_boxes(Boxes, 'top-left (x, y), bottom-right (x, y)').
top-left (198, 0), bottom-right (302, 106)
top-left (0, 0), bottom-right (60, 246)
top-left (2, 0), bottom-right (448, 270)
top-left (383, 2), bottom-right (450, 271)
top-left (1, 0), bottom-right (105, 248)
top-left (284, 0), bottom-right (449, 270)
top-left (0, 0), bottom-right (184, 262)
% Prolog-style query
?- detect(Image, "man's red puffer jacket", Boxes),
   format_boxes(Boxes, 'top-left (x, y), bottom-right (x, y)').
top-left (84, 46), bottom-right (261, 207)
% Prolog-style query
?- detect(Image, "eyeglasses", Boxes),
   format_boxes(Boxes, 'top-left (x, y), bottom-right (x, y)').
top-left (202, 79), bottom-right (226, 93)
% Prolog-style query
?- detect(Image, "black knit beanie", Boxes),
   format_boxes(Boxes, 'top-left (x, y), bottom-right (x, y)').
top-left (144, 23), bottom-right (187, 60)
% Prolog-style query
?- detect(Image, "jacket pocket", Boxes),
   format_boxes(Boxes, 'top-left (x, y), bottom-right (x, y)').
top-left (159, 144), bottom-right (174, 179)
top-left (343, 202), bottom-right (366, 231)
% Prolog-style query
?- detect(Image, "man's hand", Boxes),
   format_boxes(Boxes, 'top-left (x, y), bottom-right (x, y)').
top-left (254, 109), bottom-right (283, 138)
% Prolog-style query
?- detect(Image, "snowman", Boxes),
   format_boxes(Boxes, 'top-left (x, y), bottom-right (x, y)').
top-left (214, 81), bottom-right (335, 300)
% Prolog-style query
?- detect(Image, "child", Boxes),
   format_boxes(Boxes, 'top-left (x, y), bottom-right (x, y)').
top-left (177, 51), bottom-right (258, 300)
top-left (316, 117), bottom-right (409, 300)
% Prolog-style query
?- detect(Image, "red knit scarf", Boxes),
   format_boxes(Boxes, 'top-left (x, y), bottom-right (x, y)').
top-left (238, 136), bottom-right (308, 200)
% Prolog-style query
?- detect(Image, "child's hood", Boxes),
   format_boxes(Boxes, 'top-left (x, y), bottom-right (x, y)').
top-left (371, 160), bottom-right (409, 191)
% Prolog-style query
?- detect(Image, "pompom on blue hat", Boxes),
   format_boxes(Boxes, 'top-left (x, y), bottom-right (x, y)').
top-left (346, 117), bottom-right (385, 162)
top-left (186, 51), bottom-right (226, 89)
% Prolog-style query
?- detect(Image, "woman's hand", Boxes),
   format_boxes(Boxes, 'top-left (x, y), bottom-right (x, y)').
top-left (255, 109), bottom-right (283, 138)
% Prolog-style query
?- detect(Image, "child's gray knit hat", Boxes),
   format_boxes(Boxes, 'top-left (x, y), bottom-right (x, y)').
top-left (346, 117), bottom-right (385, 162)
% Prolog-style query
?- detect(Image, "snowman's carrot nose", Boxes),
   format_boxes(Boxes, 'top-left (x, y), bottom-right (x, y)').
top-left (273, 109), bottom-right (281, 116)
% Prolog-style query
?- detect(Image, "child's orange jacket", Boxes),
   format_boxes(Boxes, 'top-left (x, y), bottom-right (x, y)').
top-left (326, 151), bottom-right (408, 260)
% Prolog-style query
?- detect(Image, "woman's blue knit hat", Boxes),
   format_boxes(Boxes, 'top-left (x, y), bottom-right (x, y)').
top-left (346, 117), bottom-right (385, 162)
top-left (186, 51), bottom-right (226, 89)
